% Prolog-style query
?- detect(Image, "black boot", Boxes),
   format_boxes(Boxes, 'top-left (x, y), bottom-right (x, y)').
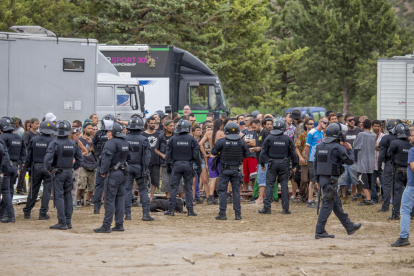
top-left (50, 223), bottom-right (68, 230)
top-left (389, 213), bottom-right (400, 220)
top-left (125, 214), bottom-right (132, 220)
top-left (39, 214), bottom-right (50, 220)
top-left (94, 209), bottom-right (100, 214)
top-left (94, 225), bottom-right (111, 233)
top-left (67, 222), bottom-right (73, 229)
top-left (258, 209), bottom-right (271, 214)
top-left (24, 212), bottom-right (30, 219)
top-left (207, 195), bottom-right (214, 205)
top-left (188, 210), bottom-right (197, 216)
top-left (164, 209), bottom-right (174, 216)
top-left (347, 222), bottom-right (362, 235)
top-left (315, 232), bottom-right (335, 239)
top-left (282, 209), bottom-right (291, 214)
top-left (1, 217), bottom-right (15, 223)
top-left (142, 214), bottom-right (155, 221)
top-left (215, 214), bottom-right (227, 220)
top-left (112, 224), bottom-right (125, 231)
top-left (235, 214), bottom-right (242, 220)
top-left (391, 237), bottom-right (410, 247)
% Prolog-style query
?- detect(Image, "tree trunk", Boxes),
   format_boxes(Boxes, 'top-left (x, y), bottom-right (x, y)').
top-left (281, 70), bottom-right (287, 99)
top-left (343, 82), bottom-right (350, 115)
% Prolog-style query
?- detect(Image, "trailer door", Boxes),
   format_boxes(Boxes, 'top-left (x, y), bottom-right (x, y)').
top-left (406, 62), bottom-right (414, 120)
top-left (0, 41), bottom-right (10, 114)
top-left (96, 85), bottom-right (116, 121)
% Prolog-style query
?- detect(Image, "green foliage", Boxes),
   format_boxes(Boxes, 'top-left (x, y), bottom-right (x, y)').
top-left (1, 0), bottom-right (413, 118)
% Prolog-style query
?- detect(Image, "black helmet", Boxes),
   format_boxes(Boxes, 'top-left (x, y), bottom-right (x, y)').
top-left (54, 120), bottom-right (71, 137)
top-left (101, 114), bottom-right (116, 131)
top-left (386, 119), bottom-right (399, 133)
top-left (224, 122), bottom-right (240, 140)
top-left (176, 119), bottom-right (190, 134)
top-left (396, 123), bottom-right (410, 139)
top-left (110, 122), bottom-right (126, 138)
top-left (0, 117), bottom-right (15, 132)
top-left (127, 116), bottom-right (144, 130)
top-left (323, 123), bottom-right (344, 143)
top-left (39, 121), bottom-right (55, 135)
top-left (271, 120), bottom-right (286, 135)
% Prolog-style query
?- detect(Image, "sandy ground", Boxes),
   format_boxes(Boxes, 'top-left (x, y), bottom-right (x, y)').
top-left (1, 199), bottom-right (414, 275)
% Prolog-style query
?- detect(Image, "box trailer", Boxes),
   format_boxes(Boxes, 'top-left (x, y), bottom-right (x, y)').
top-left (99, 45), bottom-right (229, 121)
top-left (377, 55), bottom-right (414, 120)
top-left (0, 26), bottom-right (145, 123)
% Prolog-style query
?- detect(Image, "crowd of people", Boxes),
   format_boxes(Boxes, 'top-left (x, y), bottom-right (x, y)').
top-left (0, 106), bottom-right (413, 246)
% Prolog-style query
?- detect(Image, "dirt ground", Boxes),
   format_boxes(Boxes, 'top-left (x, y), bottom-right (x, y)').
top-left (1, 199), bottom-right (414, 275)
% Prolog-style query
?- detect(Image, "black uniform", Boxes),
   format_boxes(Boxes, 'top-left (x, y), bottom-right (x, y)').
top-left (0, 132), bottom-right (26, 219)
top-left (0, 140), bottom-right (14, 221)
top-left (125, 131), bottom-right (151, 218)
top-left (388, 139), bottom-right (413, 218)
top-left (259, 134), bottom-right (298, 212)
top-left (92, 130), bottom-right (108, 212)
top-left (23, 134), bottom-right (55, 218)
top-left (165, 133), bottom-right (199, 213)
top-left (378, 133), bottom-right (398, 211)
top-left (44, 137), bottom-right (83, 226)
top-left (314, 142), bottom-right (356, 235)
top-left (99, 136), bottom-right (132, 228)
top-left (211, 137), bottom-right (249, 217)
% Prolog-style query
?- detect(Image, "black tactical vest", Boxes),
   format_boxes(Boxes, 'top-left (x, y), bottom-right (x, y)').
top-left (127, 134), bottom-right (143, 164)
top-left (33, 135), bottom-right (54, 163)
top-left (394, 140), bottom-right (413, 167)
top-left (94, 130), bottom-right (108, 158)
top-left (3, 133), bottom-right (23, 161)
top-left (268, 135), bottom-right (289, 159)
top-left (111, 138), bottom-right (130, 167)
top-left (56, 139), bottom-right (75, 168)
top-left (221, 138), bottom-right (244, 166)
top-left (173, 134), bottom-right (193, 161)
top-left (316, 142), bottom-right (342, 176)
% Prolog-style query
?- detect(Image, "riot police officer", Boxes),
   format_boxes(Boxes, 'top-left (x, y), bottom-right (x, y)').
top-left (93, 114), bottom-right (116, 214)
top-left (44, 120), bottom-right (83, 230)
top-left (23, 121), bottom-right (56, 220)
top-left (212, 122), bottom-right (249, 220)
top-left (388, 123), bottom-right (413, 220)
top-left (0, 138), bottom-right (13, 223)
top-left (94, 122), bottom-right (132, 233)
top-left (378, 119), bottom-right (399, 213)
top-left (0, 116), bottom-right (27, 223)
top-left (258, 120), bottom-right (298, 215)
top-left (164, 119), bottom-right (199, 217)
top-left (314, 123), bottom-right (361, 239)
top-left (125, 116), bottom-right (153, 221)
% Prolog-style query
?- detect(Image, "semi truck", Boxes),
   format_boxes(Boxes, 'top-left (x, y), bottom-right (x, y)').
top-left (377, 54), bottom-right (414, 120)
top-left (99, 45), bottom-right (229, 121)
top-left (0, 26), bottom-right (145, 123)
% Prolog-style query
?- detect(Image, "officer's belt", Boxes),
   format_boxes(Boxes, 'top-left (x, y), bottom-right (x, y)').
top-left (395, 167), bottom-right (407, 173)
top-left (34, 162), bottom-right (44, 165)
top-left (269, 158), bottom-right (289, 164)
top-left (222, 165), bottom-right (239, 170)
top-left (55, 167), bottom-right (72, 170)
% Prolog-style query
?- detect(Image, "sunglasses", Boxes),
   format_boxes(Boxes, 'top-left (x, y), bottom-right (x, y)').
top-left (307, 123), bottom-right (314, 125)
top-left (348, 119), bottom-right (355, 122)
top-left (321, 121), bottom-right (328, 124)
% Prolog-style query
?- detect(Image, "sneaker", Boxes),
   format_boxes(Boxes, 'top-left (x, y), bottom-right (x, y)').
top-left (359, 199), bottom-right (374, 206)
top-left (73, 205), bottom-right (79, 210)
top-left (132, 201), bottom-right (142, 207)
top-left (391, 237), bottom-right (410, 247)
top-left (306, 200), bottom-right (317, 208)
top-left (77, 200), bottom-right (81, 207)
top-left (195, 198), bottom-right (204, 204)
top-left (213, 198), bottom-right (219, 205)
top-left (351, 196), bottom-right (357, 202)
top-left (85, 200), bottom-right (92, 206)
top-left (207, 196), bottom-right (214, 205)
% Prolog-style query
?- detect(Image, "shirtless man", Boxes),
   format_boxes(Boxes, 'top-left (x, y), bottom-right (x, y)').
top-left (200, 120), bottom-right (225, 205)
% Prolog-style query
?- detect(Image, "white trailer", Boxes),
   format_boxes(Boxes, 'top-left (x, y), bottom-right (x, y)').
top-left (377, 55), bottom-right (414, 120)
top-left (0, 26), bottom-right (144, 123)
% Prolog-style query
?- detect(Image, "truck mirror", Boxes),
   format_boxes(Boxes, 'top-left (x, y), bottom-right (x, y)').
top-left (165, 106), bottom-right (172, 114)
top-left (125, 86), bottom-right (135, 94)
top-left (139, 92), bottom-right (145, 111)
top-left (215, 86), bottom-right (221, 95)
top-left (139, 85), bottom-right (144, 93)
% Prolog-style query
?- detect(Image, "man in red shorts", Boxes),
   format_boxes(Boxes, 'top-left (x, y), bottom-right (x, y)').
top-left (241, 115), bottom-right (257, 190)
